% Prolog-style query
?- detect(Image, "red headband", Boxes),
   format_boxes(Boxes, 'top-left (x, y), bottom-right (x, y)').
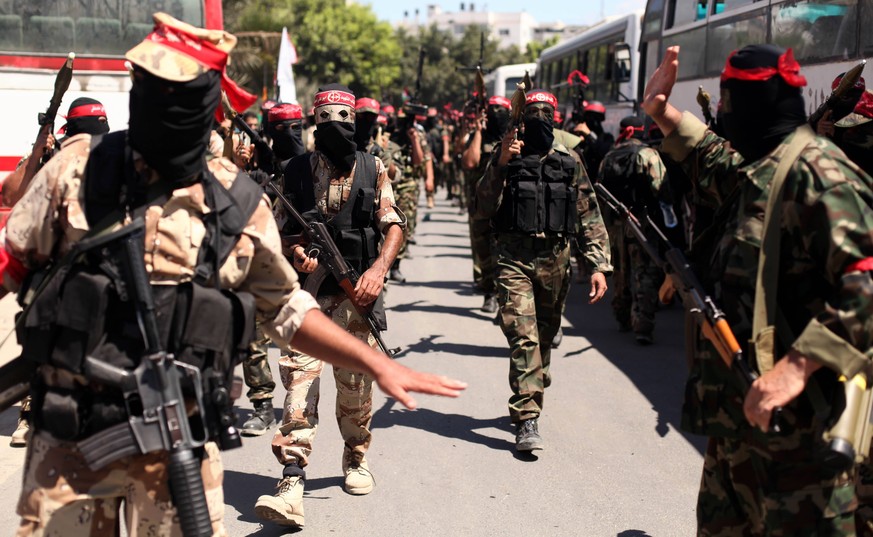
top-left (314, 90), bottom-right (355, 108)
top-left (57, 103), bottom-right (107, 134)
top-left (145, 22), bottom-right (257, 118)
top-left (355, 97), bottom-right (380, 112)
top-left (268, 103), bottom-right (303, 122)
top-left (488, 96), bottom-right (511, 109)
top-left (567, 70), bottom-right (590, 86)
top-left (616, 125), bottom-right (645, 144)
top-left (382, 104), bottom-right (395, 114)
top-left (526, 91), bottom-right (558, 109)
top-left (720, 48), bottom-right (807, 88)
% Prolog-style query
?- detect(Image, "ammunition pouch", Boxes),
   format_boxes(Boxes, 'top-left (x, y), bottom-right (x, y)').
top-left (494, 151), bottom-right (577, 234)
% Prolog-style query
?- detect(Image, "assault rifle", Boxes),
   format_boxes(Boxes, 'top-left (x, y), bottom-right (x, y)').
top-left (458, 32), bottom-right (489, 114)
top-left (221, 92), bottom-right (279, 175)
top-left (3, 53), bottom-right (74, 207)
top-left (809, 60), bottom-right (866, 129)
top-left (76, 219), bottom-right (218, 537)
top-left (595, 183), bottom-right (783, 433)
top-left (404, 48), bottom-right (429, 119)
top-left (696, 85), bottom-right (715, 127)
top-left (267, 182), bottom-right (400, 358)
top-left (508, 71), bottom-right (531, 138)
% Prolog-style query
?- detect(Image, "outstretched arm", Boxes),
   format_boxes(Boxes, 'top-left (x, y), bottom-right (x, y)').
top-left (641, 46), bottom-right (684, 137)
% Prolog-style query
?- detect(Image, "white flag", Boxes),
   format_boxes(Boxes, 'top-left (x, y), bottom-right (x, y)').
top-left (277, 27), bottom-right (298, 104)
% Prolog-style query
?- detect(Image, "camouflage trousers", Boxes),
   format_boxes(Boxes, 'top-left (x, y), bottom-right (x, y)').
top-left (395, 177), bottom-right (420, 258)
top-left (270, 293), bottom-right (376, 468)
top-left (698, 435), bottom-right (856, 536)
top-left (242, 324), bottom-right (275, 401)
top-left (16, 432), bottom-right (226, 536)
top-left (611, 229), bottom-right (662, 335)
top-left (469, 215), bottom-right (496, 294)
top-left (494, 234), bottom-right (571, 423)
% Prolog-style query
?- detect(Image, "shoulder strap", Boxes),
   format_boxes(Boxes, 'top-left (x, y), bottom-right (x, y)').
top-left (752, 125), bottom-right (816, 367)
top-left (283, 153), bottom-right (316, 216)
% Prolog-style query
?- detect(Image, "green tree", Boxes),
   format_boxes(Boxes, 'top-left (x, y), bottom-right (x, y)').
top-left (525, 35), bottom-right (560, 63)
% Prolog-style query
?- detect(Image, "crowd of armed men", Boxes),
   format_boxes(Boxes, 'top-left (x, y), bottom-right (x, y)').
top-left (0, 11), bottom-right (870, 537)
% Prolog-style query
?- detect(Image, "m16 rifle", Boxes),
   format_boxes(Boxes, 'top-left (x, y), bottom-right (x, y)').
top-left (267, 182), bottom-right (400, 358)
top-left (3, 53), bottom-right (75, 207)
top-left (809, 60), bottom-right (866, 128)
top-left (595, 183), bottom-right (784, 433)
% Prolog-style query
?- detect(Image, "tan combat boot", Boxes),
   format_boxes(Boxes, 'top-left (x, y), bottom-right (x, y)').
top-left (343, 452), bottom-right (375, 495)
top-left (254, 476), bottom-right (305, 527)
top-left (10, 417), bottom-right (29, 447)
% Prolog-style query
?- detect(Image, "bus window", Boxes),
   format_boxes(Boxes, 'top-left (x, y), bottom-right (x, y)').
top-left (712, 0), bottom-right (758, 14)
top-left (771, 0), bottom-right (858, 62)
top-left (667, 0), bottom-right (709, 28)
top-left (643, 0), bottom-right (666, 38)
top-left (705, 10), bottom-right (767, 74)
top-left (614, 43), bottom-right (633, 83)
top-left (666, 26), bottom-right (707, 79)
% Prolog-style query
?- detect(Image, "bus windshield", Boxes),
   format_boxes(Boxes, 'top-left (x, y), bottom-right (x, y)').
top-left (0, 0), bottom-right (205, 57)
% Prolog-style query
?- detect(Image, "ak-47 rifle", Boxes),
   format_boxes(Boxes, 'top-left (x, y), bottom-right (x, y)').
top-left (697, 85), bottom-right (715, 126)
top-left (595, 183), bottom-right (784, 433)
top-left (221, 92), bottom-right (279, 175)
top-left (458, 32), bottom-right (489, 114)
top-left (3, 53), bottom-right (75, 207)
top-left (405, 48), bottom-right (429, 118)
top-left (809, 60), bottom-right (867, 128)
top-left (266, 182), bottom-right (400, 358)
top-left (508, 71), bottom-right (531, 138)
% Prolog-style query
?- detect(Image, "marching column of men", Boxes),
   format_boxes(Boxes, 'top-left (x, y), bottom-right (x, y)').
top-left (1, 12), bottom-right (872, 537)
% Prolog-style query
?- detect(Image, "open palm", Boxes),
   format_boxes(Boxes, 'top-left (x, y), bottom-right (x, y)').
top-left (642, 46), bottom-right (680, 118)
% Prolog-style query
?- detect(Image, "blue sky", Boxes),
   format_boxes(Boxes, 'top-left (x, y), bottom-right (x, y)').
top-left (366, 0), bottom-right (649, 26)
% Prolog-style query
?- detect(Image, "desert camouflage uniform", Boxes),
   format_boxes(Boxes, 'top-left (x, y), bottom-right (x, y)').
top-left (394, 129), bottom-right (429, 257)
top-left (600, 138), bottom-right (667, 336)
top-left (476, 141), bottom-right (612, 422)
top-left (4, 132), bottom-right (320, 536)
top-left (271, 151), bottom-right (402, 469)
top-left (661, 112), bottom-right (873, 535)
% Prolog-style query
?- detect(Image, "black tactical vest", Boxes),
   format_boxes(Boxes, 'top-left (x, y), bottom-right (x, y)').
top-left (493, 149), bottom-right (578, 234)
top-left (283, 151), bottom-right (381, 296)
top-left (18, 131), bottom-right (260, 442)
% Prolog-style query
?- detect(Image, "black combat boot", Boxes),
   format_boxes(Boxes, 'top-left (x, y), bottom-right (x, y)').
top-left (389, 260), bottom-right (406, 283)
top-left (515, 418), bottom-right (543, 451)
top-left (481, 293), bottom-right (498, 314)
top-left (241, 399), bottom-right (276, 436)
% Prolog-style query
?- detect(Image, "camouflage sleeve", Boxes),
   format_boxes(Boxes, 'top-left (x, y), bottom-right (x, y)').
top-left (238, 195), bottom-right (320, 351)
top-left (373, 156), bottom-right (404, 233)
top-left (572, 152), bottom-right (612, 275)
top-left (474, 150), bottom-right (505, 218)
top-left (659, 111), bottom-right (744, 207)
top-left (786, 146), bottom-right (873, 377)
top-left (639, 146), bottom-right (668, 198)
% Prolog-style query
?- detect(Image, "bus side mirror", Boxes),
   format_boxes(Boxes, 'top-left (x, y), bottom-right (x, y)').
top-left (614, 43), bottom-right (632, 83)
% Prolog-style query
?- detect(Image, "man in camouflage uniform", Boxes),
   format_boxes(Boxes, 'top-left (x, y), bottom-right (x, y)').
top-left (644, 44), bottom-right (873, 534)
top-left (255, 84), bottom-right (406, 528)
top-left (462, 95), bottom-right (512, 313)
top-left (476, 89), bottom-right (611, 452)
top-left (1, 16), bottom-right (464, 536)
top-left (815, 73), bottom-right (873, 178)
top-left (599, 115), bottom-right (669, 345)
top-left (388, 105), bottom-right (430, 283)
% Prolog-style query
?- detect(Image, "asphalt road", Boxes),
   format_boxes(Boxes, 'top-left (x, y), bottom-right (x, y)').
top-left (0, 197), bottom-right (706, 536)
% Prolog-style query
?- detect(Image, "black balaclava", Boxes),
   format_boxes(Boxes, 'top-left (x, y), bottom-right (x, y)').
top-left (485, 105), bottom-right (510, 142)
top-left (313, 83), bottom-right (358, 172)
top-left (522, 91), bottom-right (556, 155)
top-left (720, 44), bottom-right (806, 163)
top-left (128, 68), bottom-right (221, 182)
top-left (354, 111), bottom-right (378, 151)
top-left (266, 104), bottom-right (305, 161)
top-left (62, 97), bottom-right (110, 137)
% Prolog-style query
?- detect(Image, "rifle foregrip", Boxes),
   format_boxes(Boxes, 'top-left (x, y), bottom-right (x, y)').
top-left (168, 449), bottom-right (213, 537)
top-left (713, 319), bottom-right (742, 355)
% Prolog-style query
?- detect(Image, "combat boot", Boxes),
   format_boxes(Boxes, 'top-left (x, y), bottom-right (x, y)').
top-left (241, 399), bottom-right (275, 436)
top-left (389, 261), bottom-right (407, 283)
top-left (10, 416), bottom-right (29, 447)
top-left (551, 327), bottom-right (563, 349)
top-left (515, 418), bottom-right (543, 451)
top-left (255, 475), bottom-right (305, 527)
top-left (343, 451), bottom-right (375, 495)
top-left (481, 293), bottom-right (498, 314)
top-left (426, 192), bottom-right (435, 208)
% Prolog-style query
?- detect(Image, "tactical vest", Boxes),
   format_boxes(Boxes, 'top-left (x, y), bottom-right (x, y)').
top-left (283, 151), bottom-right (381, 297)
top-left (599, 140), bottom-right (655, 215)
top-left (18, 131), bottom-right (261, 443)
top-left (493, 149), bottom-right (578, 234)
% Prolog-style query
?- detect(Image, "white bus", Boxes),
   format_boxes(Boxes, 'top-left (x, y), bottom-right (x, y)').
top-left (535, 12), bottom-right (642, 133)
top-left (484, 62), bottom-right (537, 98)
top-left (0, 0), bottom-right (224, 182)
top-left (638, 0), bottom-right (872, 122)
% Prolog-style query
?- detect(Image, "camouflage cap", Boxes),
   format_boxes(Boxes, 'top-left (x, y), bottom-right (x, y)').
top-left (125, 12), bottom-right (237, 83)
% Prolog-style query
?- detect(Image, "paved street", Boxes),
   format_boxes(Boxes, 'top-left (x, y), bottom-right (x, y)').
top-left (0, 197), bottom-right (705, 536)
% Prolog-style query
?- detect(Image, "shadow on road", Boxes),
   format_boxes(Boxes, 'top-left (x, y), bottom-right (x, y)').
top-left (561, 285), bottom-right (706, 455)
top-left (371, 398), bottom-right (513, 452)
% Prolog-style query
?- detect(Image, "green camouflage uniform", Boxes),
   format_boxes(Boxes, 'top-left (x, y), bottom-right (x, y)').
top-left (466, 135), bottom-right (499, 294)
top-left (600, 138), bottom-right (667, 336)
top-left (243, 325), bottom-right (275, 402)
top-left (476, 141), bottom-right (612, 422)
top-left (661, 112), bottom-right (873, 535)
top-left (394, 130), bottom-right (428, 257)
